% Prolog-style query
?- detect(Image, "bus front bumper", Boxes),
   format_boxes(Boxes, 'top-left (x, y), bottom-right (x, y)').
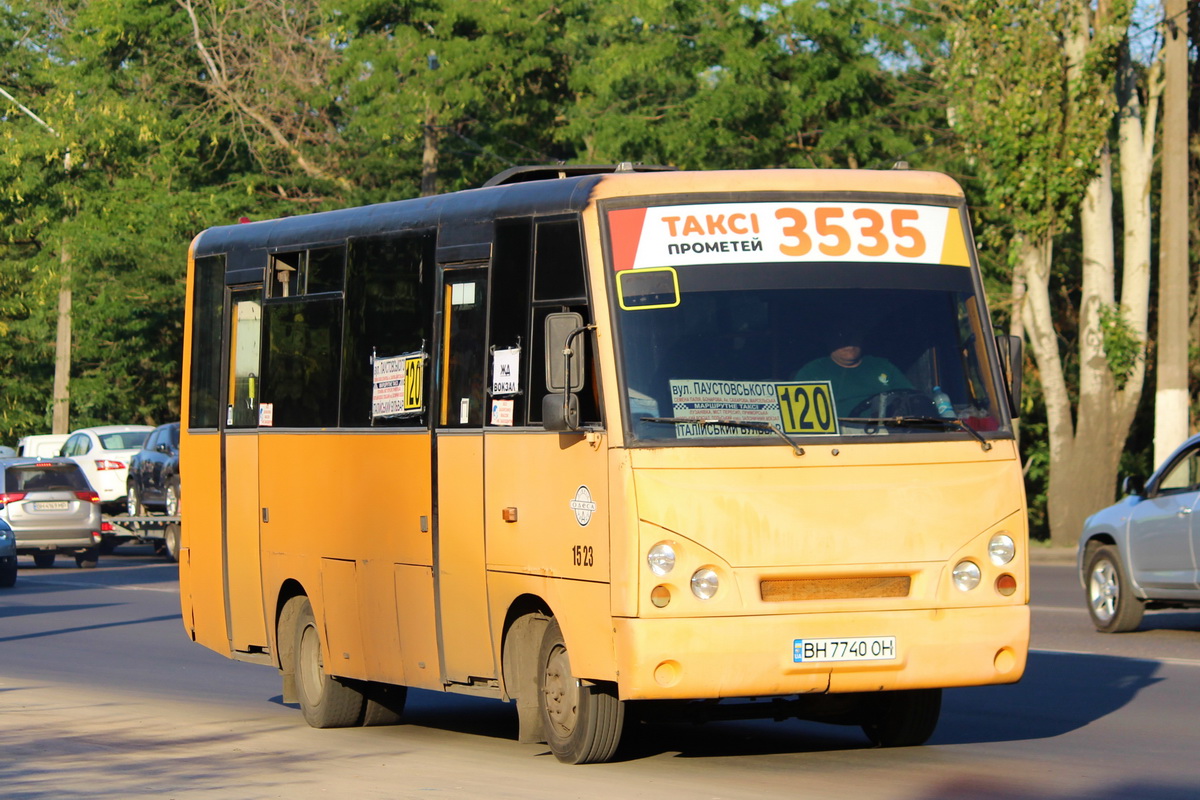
top-left (612, 604), bottom-right (1029, 700)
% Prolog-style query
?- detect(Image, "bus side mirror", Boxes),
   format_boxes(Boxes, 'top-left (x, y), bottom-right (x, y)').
top-left (542, 393), bottom-right (580, 432)
top-left (543, 312), bottom-right (586, 431)
top-left (997, 334), bottom-right (1023, 417)
top-left (545, 312), bottom-right (584, 393)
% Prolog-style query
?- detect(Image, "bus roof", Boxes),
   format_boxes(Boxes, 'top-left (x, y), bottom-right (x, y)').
top-left (191, 168), bottom-right (966, 265)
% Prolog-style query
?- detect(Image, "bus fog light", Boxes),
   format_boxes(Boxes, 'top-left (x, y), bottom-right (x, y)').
top-left (650, 585), bottom-right (671, 608)
top-left (952, 560), bottom-right (981, 591)
top-left (996, 573), bottom-right (1017, 596)
top-left (989, 533), bottom-right (1015, 566)
top-left (647, 543), bottom-right (676, 576)
top-left (690, 568), bottom-right (719, 599)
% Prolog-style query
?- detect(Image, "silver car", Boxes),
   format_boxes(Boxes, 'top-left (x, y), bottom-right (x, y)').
top-left (1078, 433), bottom-right (1200, 632)
top-left (0, 519), bottom-right (16, 587)
top-left (0, 457), bottom-right (102, 569)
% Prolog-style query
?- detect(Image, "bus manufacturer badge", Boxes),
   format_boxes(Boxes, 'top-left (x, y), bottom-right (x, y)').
top-left (570, 485), bottom-right (597, 527)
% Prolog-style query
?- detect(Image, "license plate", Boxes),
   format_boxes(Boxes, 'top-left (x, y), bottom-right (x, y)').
top-left (793, 636), bottom-right (897, 663)
top-left (34, 501), bottom-right (70, 511)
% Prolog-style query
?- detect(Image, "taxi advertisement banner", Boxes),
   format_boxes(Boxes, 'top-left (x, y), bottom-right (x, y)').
top-left (607, 201), bottom-right (968, 271)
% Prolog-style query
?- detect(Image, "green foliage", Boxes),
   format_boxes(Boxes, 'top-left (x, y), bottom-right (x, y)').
top-left (1098, 302), bottom-right (1144, 388)
top-left (938, 0), bottom-right (1132, 241)
top-left (0, 0), bottom-right (1173, 538)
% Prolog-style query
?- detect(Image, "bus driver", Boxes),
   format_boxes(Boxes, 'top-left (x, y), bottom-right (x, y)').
top-left (793, 329), bottom-right (912, 414)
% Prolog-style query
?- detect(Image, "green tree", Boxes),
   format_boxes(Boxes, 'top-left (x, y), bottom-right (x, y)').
top-left (939, 0), bottom-right (1167, 545)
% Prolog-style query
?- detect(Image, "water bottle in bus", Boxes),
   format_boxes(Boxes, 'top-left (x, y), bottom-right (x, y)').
top-left (931, 386), bottom-right (956, 418)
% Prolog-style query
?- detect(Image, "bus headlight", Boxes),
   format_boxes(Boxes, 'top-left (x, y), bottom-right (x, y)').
top-left (647, 543), bottom-right (676, 576)
top-left (988, 533), bottom-right (1016, 566)
top-left (691, 568), bottom-right (719, 599)
top-left (952, 560), bottom-right (981, 591)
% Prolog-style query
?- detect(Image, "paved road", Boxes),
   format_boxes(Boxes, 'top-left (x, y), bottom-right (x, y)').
top-left (1, 547), bottom-right (1198, 799)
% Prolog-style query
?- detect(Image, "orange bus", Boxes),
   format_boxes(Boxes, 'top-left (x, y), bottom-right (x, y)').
top-left (181, 166), bottom-right (1028, 763)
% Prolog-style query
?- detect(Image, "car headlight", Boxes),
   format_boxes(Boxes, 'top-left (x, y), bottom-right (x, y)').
top-left (988, 533), bottom-right (1016, 565)
top-left (952, 560), bottom-right (981, 591)
top-left (0, 530), bottom-right (11, 542)
top-left (647, 542), bottom-right (676, 576)
top-left (690, 568), bottom-right (719, 599)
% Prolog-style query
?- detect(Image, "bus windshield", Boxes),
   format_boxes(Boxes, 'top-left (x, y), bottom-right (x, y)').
top-left (607, 204), bottom-right (1008, 445)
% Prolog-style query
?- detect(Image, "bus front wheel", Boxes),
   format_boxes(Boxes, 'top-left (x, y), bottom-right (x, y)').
top-left (861, 688), bottom-right (941, 747)
top-left (537, 617), bottom-right (624, 764)
top-left (293, 597), bottom-right (365, 728)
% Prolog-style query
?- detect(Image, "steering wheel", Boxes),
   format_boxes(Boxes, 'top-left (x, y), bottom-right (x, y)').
top-left (849, 389), bottom-right (937, 418)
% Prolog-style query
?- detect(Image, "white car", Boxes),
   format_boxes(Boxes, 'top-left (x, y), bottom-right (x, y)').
top-left (60, 426), bottom-right (154, 508)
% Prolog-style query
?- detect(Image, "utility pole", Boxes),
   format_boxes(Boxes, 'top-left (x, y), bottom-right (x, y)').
top-left (0, 86), bottom-right (72, 434)
top-left (421, 51), bottom-right (440, 198)
top-left (1154, 0), bottom-right (1189, 464)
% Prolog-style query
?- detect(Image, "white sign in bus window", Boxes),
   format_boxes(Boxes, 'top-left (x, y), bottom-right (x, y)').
top-left (667, 379), bottom-right (840, 438)
top-left (491, 398), bottom-right (515, 426)
top-left (372, 351), bottom-right (426, 419)
top-left (450, 282), bottom-right (476, 306)
top-left (491, 348), bottom-right (520, 396)
top-left (669, 379), bottom-right (779, 439)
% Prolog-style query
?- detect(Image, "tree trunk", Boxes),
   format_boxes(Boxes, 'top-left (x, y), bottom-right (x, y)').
top-left (1031, 146), bottom-right (1146, 546)
top-left (52, 237), bottom-right (71, 434)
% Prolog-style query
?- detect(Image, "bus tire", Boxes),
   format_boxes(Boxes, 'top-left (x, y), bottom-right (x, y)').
top-left (293, 597), bottom-right (365, 728)
top-left (537, 617), bottom-right (624, 764)
top-left (861, 688), bottom-right (941, 747)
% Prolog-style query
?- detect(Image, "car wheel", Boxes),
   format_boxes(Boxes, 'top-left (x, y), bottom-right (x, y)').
top-left (0, 561), bottom-right (16, 588)
top-left (32, 552), bottom-right (55, 568)
top-left (127, 484), bottom-right (144, 517)
top-left (538, 617), bottom-right (625, 764)
top-left (75, 548), bottom-right (99, 569)
top-left (166, 480), bottom-right (180, 517)
top-left (292, 597), bottom-right (365, 728)
top-left (164, 523), bottom-right (181, 563)
top-left (861, 688), bottom-right (941, 747)
top-left (1086, 544), bottom-right (1145, 633)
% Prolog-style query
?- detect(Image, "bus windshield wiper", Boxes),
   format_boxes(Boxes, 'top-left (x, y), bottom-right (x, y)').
top-left (840, 415), bottom-right (992, 451)
top-left (640, 417), bottom-right (805, 456)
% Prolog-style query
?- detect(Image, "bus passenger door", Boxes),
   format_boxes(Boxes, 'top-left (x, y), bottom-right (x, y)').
top-left (434, 266), bottom-right (496, 684)
top-left (223, 287), bottom-right (268, 653)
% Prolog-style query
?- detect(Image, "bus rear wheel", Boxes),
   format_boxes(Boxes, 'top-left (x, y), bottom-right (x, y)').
top-left (293, 597), bottom-right (365, 728)
top-left (537, 617), bottom-right (624, 764)
top-left (861, 688), bottom-right (941, 747)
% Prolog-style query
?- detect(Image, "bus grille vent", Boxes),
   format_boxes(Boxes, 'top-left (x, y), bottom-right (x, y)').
top-left (760, 576), bottom-right (911, 602)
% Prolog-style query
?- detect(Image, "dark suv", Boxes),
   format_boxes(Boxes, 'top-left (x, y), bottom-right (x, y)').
top-left (0, 458), bottom-right (102, 568)
top-left (126, 422), bottom-right (181, 517)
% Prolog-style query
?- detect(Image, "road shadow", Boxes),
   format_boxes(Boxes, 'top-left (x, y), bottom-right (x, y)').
top-left (254, 649), bottom-right (1167, 764)
top-left (614, 649), bottom-right (1164, 760)
top-left (933, 649), bottom-right (1162, 745)
top-left (1132, 609), bottom-right (1200, 633)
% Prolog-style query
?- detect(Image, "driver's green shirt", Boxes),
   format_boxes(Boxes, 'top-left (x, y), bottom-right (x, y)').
top-left (793, 356), bottom-right (913, 414)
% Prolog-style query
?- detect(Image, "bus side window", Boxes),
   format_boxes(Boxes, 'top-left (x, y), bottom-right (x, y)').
top-left (527, 219), bottom-right (600, 427)
top-left (188, 254), bottom-right (225, 430)
top-left (341, 233), bottom-right (435, 427)
top-left (489, 220), bottom-right (533, 426)
top-left (261, 295), bottom-right (342, 428)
